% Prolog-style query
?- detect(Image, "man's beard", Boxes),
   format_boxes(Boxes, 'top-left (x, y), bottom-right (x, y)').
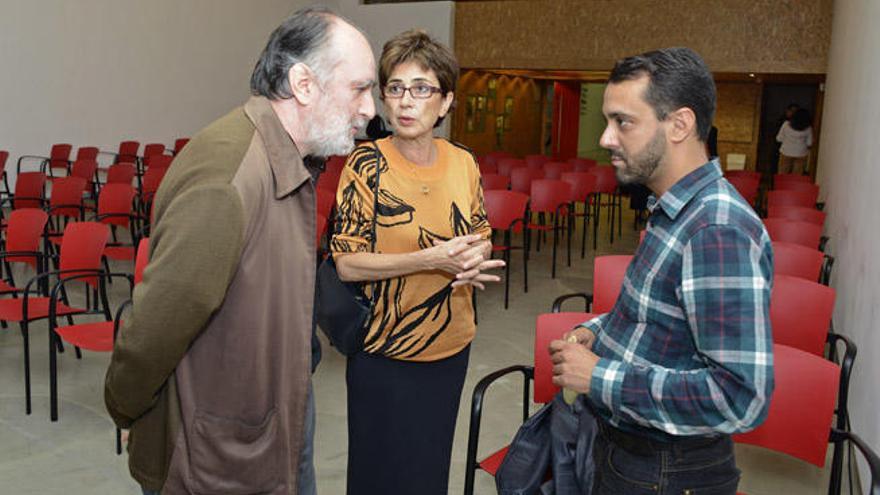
top-left (612, 128), bottom-right (665, 185)
top-left (307, 101), bottom-right (367, 158)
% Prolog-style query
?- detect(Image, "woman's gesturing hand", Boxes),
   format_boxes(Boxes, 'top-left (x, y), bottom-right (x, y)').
top-left (427, 234), bottom-right (487, 274)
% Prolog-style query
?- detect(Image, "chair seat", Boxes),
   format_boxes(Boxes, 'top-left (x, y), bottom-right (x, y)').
top-left (55, 321), bottom-right (115, 352)
top-left (0, 297), bottom-right (85, 322)
top-left (0, 280), bottom-right (18, 293)
top-left (105, 246), bottom-right (136, 261)
top-left (478, 446), bottom-right (510, 476)
top-left (527, 223), bottom-right (561, 231)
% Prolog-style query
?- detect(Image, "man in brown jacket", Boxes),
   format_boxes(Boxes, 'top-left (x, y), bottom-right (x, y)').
top-left (104, 8), bottom-right (375, 494)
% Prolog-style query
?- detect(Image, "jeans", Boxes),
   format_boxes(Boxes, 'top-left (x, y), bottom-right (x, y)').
top-left (592, 424), bottom-right (740, 494)
top-left (141, 383), bottom-right (317, 495)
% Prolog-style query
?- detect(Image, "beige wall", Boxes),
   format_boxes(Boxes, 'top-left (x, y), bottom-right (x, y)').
top-left (455, 0), bottom-right (832, 73)
top-left (0, 0), bottom-right (300, 182)
top-left (815, 0), bottom-right (880, 482)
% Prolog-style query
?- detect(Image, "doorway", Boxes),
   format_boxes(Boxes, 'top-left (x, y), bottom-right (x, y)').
top-left (756, 84), bottom-right (819, 176)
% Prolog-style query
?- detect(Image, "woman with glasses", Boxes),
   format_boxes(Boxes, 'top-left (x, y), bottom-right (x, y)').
top-left (330, 29), bottom-right (504, 495)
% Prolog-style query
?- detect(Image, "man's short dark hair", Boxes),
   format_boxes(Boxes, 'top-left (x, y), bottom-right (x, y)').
top-left (609, 47), bottom-right (716, 142)
top-left (790, 108), bottom-right (812, 131)
top-left (250, 7), bottom-right (337, 100)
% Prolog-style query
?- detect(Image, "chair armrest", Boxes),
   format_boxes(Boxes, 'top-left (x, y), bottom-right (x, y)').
top-left (465, 365), bottom-right (534, 483)
top-left (826, 332), bottom-right (857, 430)
top-left (821, 254), bottom-right (834, 285)
top-left (819, 236), bottom-right (829, 252)
top-left (113, 299), bottom-right (133, 340)
top-left (829, 429), bottom-right (880, 495)
top-left (16, 155), bottom-right (49, 174)
top-left (552, 292), bottom-right (592, 313)
top-left (48, 271), bottom-right (134, 328)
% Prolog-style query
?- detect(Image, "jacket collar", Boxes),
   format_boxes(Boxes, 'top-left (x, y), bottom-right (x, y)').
top-left (244, 96), bottom-right (311, 199)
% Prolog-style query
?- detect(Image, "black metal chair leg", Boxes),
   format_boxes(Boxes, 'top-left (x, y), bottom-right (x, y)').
top-left (551, 218), bottom-right (559, 279)
top-left (50, 330), bottom-right (58, 421)
top-left (116, 429), bottom-right (122, 455)
top-left (20, 322), bottom-right (31, 414)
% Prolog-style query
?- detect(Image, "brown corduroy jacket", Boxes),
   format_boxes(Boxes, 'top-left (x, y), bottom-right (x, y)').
top-left (105, 96), bottom-right (316, 494)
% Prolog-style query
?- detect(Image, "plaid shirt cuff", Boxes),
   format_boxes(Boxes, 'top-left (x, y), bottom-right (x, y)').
top-left (590, 357), bottom-right (628, 414)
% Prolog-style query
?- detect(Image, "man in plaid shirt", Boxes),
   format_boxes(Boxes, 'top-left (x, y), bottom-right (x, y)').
top-left (550, 48), bottom-right (774, 494)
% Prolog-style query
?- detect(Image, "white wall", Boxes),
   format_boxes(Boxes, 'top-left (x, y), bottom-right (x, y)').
top-left (815, 0), bottom-right (880, 481)
top-left (0, 0), bottom-right (299, 180)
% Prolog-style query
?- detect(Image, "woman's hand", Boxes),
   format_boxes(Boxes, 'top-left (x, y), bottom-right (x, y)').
top-left (426, 234), bottom-right (488, 275)
top-left (451, 258), bottom-right (505, 290)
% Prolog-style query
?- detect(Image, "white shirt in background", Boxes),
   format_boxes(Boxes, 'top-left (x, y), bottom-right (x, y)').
top-left (777, 121), bottom-right (813, 157)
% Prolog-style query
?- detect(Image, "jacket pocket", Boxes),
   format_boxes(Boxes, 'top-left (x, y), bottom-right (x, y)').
top-left (188, 408), bottom-right (282, 494)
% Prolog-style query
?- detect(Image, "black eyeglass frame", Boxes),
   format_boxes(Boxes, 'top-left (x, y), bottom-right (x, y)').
top-left (382, 83), bottom-right (444, 99)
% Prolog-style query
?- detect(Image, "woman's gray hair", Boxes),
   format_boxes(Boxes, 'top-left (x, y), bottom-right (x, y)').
top-left (250, 7), bottom-right (339, 100)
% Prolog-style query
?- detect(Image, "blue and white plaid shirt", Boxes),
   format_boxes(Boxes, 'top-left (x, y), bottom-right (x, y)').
top-left (584, 160), bottom-right (774, 439)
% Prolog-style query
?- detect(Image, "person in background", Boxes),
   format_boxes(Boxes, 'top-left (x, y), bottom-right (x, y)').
top-left (550, 47), bottom-right (774, 494)
top-left (105, 8), bottom-right (376, 494)
top-left (331, 29), bottom-right (504, 495)
top-left (777, 107), bottom-right (813, 174)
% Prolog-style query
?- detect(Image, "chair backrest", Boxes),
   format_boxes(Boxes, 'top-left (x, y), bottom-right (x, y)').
top-left (497, 158), bottom-right (526, 177)
top-left (316, 188), bottom-right (335, 219)
top-left (58, 222), bottom-right (110, 287)
top-left (142, 166), bottom-right (169, 197)
top-left (478, 162), bottom-right (498, 176)
top-left (590, 166), bottom-right (618, 194)
top-left (561, 172), bottom-right (598, 202)
top-left (543, 161), bottom-right (574, 180)
top-left (13, 171), bottom-right (47, 209)
top-left (734, 344), bottom-right (840, 468)
top-left (75, 146), bottom-right (99, 161)
top-left (5, 208), bottom-right (49, 269)
top-left (117, 141), bottom-right (140, 163)
top-left (106, 163), bottom-right (137, 185)
top-left (772, 241), bottom-right (824, 282)
top-left (774, 181), bottom-right (819, 197)
top-left (144, 154), bottom-right (173, 170)
top-left (173, 138), bottom-right (190, 155)
top-left (725, 170), bottom-right (761, 181)
top-left (0, 150), bottom-right (7, 175)
top-left (510, 167), bottom-right (543, 194)
top-left (569, 157), bottom-right (598, 172)
top-left (764, 218), bottom-right (823, 249)
top-left (767, 189), bottom-right (817, 209)
top-left (529, 179), bottom-right (571, 213)
top-left (767, 205), bottom-right (826, 226)
top-left (69, 159), bottom-right (98, 182)
top-left (534, 312), bottom-right (596, 403)
top-left (593, 255), bottom-right (633, 313)
top-left (726, 176), bottom-right (760, 206)
top-left (134, 237), bottom-right (150, 285)
top-left (49, 176), bottom-right (87, 219)
top-left (525, 154), bottom-right (551, 171)
top-left (774, 173), bottom-right (812, 188)
top-left (316, 167), bottom-right (342, 192)
top-left (487, 151), bottom-right (515, 161)
top-left (48, 143), bottom-right (73, 170)
top-left (97, 184), bottom-right (138, 228)
top-left (483, 190), bottom-right (529, 232)
top-left (770, 274), bottom-right (835, 356)
top-left (325, 155), bottom-right (346, 174)
top-left (481, 173), bottom-right (510, 191)
top-left (142, 143), bottom-right (167, 159)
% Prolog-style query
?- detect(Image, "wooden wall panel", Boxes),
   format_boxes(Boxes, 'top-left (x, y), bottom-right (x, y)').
top-left (451, 71), bottom-right (544, 157)
top-left (454, 0), bottom-right (832, 74)
top-left (715, 81), bottom-right (762, 170)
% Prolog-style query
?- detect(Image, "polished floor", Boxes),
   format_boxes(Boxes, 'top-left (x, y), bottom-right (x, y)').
top-left (0, 207), bottom-right (854, 494)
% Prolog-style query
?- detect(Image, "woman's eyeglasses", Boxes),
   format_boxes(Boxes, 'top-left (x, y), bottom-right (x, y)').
top-left (383, 83), bottom-right (443, 99)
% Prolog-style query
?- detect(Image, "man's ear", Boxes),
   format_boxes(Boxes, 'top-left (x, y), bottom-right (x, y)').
top-left (667, 107), bottom-right (698, 143)
top-left (288, 63), bottom-right (318, 105)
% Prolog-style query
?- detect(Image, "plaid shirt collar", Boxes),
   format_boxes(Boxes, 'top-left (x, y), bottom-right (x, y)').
top-left (647, 159), bottom-right (723, 221)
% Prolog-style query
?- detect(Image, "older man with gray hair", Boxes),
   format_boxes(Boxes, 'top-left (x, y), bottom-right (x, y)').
top-left (105, 7), bottom-right (376, 494)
